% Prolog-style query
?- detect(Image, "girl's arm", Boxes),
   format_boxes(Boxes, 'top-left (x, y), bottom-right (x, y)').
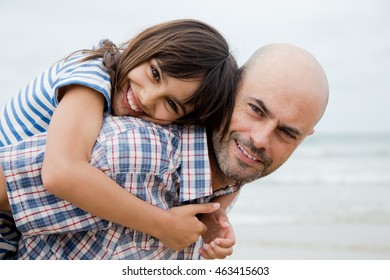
top-left (41, 85), bottom-right (217, 250)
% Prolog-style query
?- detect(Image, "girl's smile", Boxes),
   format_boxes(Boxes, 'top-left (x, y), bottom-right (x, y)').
top-left (123, 82), bottom-right (145, 116)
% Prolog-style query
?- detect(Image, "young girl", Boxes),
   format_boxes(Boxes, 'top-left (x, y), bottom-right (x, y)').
top-left (0, 19), bottom-right (238, 258)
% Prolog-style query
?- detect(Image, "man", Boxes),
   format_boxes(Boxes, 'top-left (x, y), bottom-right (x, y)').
top-left (0, 44), bottom-right (328, 259)
top-left (212, 43), bottom-right (328, 184)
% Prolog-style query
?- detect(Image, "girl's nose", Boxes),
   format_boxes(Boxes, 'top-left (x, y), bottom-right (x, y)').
top-left (140, 89), bottom-right (162, 110)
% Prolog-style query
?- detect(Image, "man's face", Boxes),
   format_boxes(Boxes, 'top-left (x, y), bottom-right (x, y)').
top-left (212, 53), bottom-right (324, 184)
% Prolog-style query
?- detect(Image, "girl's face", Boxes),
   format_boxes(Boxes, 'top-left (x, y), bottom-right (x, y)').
top-left (112, 59), bottom-right (201, 124)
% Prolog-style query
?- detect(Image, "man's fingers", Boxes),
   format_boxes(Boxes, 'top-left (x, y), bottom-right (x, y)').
top-left (201, 242), bottom-right (233, 259)
top-left (213, 237), bottom-right (235, 248)
top-left (199, 246), bottom-right (213, 259)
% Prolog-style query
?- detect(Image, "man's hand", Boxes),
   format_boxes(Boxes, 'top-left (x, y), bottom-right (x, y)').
top-left (199, 208), bottom-right (235, 259)
top-left (156, 203), bottom-right (220, 251)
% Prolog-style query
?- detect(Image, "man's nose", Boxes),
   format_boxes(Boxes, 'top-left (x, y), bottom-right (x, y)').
top-left (251, 122), bottom-right (274, 151)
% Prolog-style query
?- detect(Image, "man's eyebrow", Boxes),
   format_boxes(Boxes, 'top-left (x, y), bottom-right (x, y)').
top-left (254, 98), bottom-right (273, 117)
top-left (280, 124), bottom-right (302, 138)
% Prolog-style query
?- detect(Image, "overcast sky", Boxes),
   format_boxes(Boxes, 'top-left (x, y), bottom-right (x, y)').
top-left (1, 0), bottom-right (389, 134)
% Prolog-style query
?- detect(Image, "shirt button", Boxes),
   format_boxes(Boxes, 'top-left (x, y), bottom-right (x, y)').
top-left (148, 238), bottom-right (155, 245)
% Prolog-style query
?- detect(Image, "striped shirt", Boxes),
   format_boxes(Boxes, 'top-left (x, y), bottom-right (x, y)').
top-left (0, 43), bottom-right (111, 259)
top-left (0, 116), bottom-right (240, 259)
top-left (0, 53), bottom-right (111, 146)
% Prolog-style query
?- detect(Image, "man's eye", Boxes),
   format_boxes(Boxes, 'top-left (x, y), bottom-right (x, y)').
top-left (166, 98), bottom-right (178, 112)
top-left (281, 129), bottom-right (297, 140)
top-left (250, 104), bottom-right (264, 117)
top-left (151, 66), bottom-right (160, 82)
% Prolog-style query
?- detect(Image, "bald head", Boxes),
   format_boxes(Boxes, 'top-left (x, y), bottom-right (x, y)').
top-left (211, 44), bottom-right (329, 185)
top-left (242, 44), bottom-right (329, 128)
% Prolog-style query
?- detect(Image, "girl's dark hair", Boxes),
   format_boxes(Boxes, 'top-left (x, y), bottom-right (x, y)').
top-left (82, 19), bottom-right (238, 134)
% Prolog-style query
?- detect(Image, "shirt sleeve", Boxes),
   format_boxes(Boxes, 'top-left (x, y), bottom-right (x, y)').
top-left (54, 55), bottom-right (112, 113)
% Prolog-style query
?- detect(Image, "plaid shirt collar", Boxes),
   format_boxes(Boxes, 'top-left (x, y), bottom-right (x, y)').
top-left (178, 124), bottom-right (212, 203)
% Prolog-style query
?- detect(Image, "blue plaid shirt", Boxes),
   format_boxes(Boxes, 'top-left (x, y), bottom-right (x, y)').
top-left (0, 116), bottom-right (239, 259)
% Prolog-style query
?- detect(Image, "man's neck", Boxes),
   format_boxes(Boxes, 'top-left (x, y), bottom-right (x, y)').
top-left (210, 158), bottom-right (236, 192)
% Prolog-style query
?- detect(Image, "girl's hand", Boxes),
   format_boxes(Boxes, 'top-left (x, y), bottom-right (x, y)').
top-left (156, 203), bottom-right (220, 251)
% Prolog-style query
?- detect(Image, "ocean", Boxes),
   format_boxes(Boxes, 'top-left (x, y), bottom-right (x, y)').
top-left (228, 134), bottom-right (390, 259)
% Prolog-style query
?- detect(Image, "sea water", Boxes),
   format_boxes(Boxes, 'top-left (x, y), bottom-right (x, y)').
top-left (229, 134), bottom-right (390, 259)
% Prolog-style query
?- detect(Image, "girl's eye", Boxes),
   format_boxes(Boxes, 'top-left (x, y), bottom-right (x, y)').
top-left (166, 98), bottom-right (178, 112)
top-left (151, 66), bottom-right (160, 82)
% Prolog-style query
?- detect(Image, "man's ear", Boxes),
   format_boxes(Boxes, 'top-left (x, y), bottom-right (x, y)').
top-left (308, 128), bottom-right (315, 135)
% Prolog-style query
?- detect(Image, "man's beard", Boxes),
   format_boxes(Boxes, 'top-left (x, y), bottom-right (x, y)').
top-left (212, 132), bottom-right (272, 184)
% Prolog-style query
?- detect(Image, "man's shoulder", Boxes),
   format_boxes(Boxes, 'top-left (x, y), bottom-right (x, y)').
top-left (97, 116), bottom-right (208, 155)
top-left (96, 116), bottom-right (183, 150)
top-left (98, 116), bottom-right (207, 140)
top-left (95, 116), bottom-right (181, 172)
